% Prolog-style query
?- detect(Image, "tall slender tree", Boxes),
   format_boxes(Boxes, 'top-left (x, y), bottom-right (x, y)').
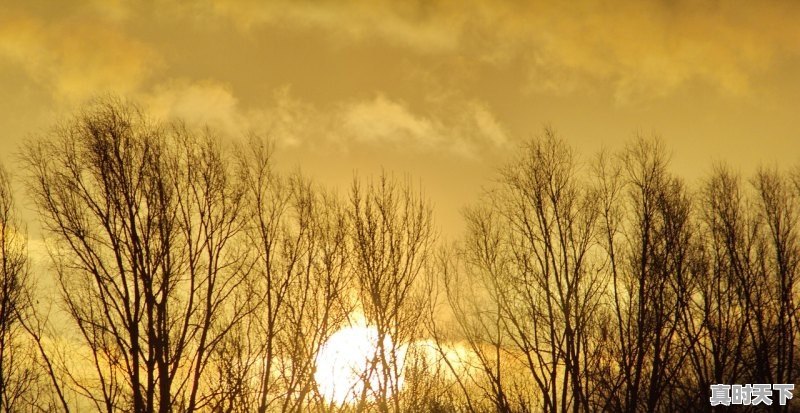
top-left (22, 98), bottom-right (252, 412)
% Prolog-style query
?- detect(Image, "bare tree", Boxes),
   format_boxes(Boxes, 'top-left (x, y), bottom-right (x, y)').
top-left (446, 129), bottom-right (606, 413)
top-left (595, 136), bottom-right (700, 412)
top-left (0, 163), bottom-right (39, 411)
top-left (16, 97), bottom-right (800, 413)
top-left (442, 223), bottom-right (515, 413)
top-left (681, 165), bottom-right (752, 409)
top-left (752, 166), bottom-right (799, 392)
top-left (224, 138), bottom-right (353, 413)
top-left (680, 164), bottom-right (800, 411)
top-left (349, 172), bottom-right (435, 413)
top-left (22, 98), bottom-right (252, 412)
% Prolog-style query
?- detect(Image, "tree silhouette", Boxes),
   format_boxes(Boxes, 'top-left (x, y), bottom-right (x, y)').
top-left (3, 98), bottom-right (799, 412)
top-left (22, 98), bottom-right (252, 412)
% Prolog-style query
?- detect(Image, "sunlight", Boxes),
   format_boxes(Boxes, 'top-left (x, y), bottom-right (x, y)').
top-left (314, 326), bottom-right (406, 405)
top-left (408, 339), bottom-right (478, 380)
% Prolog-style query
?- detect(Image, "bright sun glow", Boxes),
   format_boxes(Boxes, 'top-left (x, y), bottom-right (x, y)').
top-left (314, 326), bottom-right (405, 405)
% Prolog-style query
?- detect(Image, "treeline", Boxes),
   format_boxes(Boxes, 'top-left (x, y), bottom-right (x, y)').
top-left (442, 132), bottom-right (800, 413)
top-left (0, 98), bottom-right (797, 412)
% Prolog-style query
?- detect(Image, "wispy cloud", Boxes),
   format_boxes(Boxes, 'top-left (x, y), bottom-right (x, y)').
top-left (145, 82), bottom-right (321, 148)
top-left (206, 0), bottom-right (800, 101)
top-left (342, 95), bottom-right (440, 146)
top-left (0, 8), bottom-right (160, 103)
top-left (209, 0), bottom-right (464, 52)
top-left (145, 81), bottom-right (508, 159)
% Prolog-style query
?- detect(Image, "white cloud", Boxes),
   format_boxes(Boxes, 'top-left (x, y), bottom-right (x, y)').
top-left (204, 0), bottom-right (800, 101)
top-left (0, 9), bottom-right (160, 103)
top-left (339, 94), bottom-right (509, 158)
top-left (209, 0), bottom-right (463, 53)
top-left (466, 101), bottom-right (508, 147)
top-left (144, 82), bottom-right (312, 147)
top-left (343, 95), bottom-right (439, 146)
top-left (144, 82), bottom-right (508, 159)
top-left (146, 80), bottom-right (242, 134)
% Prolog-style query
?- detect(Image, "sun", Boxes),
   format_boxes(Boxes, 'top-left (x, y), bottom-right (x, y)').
top-left (314, 325), bottom-right (405, 406)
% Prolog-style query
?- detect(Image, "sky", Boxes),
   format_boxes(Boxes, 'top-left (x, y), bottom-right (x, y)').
top-left (2, 0), bottom-right (800, 236)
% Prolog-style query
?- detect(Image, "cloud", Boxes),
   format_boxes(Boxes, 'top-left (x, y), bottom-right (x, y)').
top-left (0, 8), bottom-right (159, 103)
top-left (147, 80), bottom-right (242, 134)
top-left (145, 82), bottom-right (323, 148)
top-left (206, 0), bottom-right (800, 101)
top-left (145, 81), bottom-right (508, 158)
top-left (209, 0), bottom-right (464, 52)
top-left (343, 95), bottom-right (439, 145)
top-left (339, 93), bottom-right (509, 158)
top-left (84, 0), bottom-right (134, 22)
top-left (466, 101), bottom-right (508, 147)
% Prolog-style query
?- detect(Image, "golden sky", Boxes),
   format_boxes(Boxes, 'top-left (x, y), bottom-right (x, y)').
top-left (2, 0), bottom-right (800, 235)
